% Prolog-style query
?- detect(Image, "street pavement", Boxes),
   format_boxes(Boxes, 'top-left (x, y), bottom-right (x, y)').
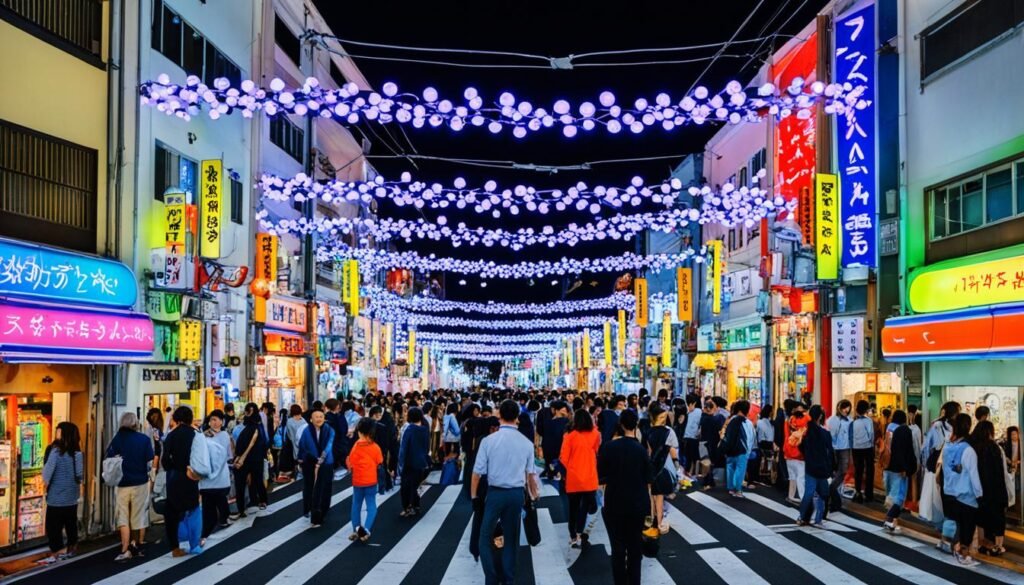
top-left (6, 474), bottom-right (1023, 585)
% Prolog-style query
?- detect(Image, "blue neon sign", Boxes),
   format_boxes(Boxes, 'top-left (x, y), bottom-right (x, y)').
top-left (0, 238), bottom-right (138, 308)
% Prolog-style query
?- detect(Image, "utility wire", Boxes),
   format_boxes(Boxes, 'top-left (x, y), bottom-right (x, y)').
top-left (684, 0), bottom-right (769, 97)
top-left (363, 152), bottom-right (700, 171)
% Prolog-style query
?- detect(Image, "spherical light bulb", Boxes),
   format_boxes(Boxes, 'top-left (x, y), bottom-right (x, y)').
top-left (463, 87), bottom-right (478, 100)
top-left (599, 91), bottom-right (616, 107)
top-left (499, 92), bottom-right (515, 107)
top-left (422, 87), bottom-right (439, 102)
top-left (563, 125), bottom-right (578, 138)
top-left (382, 82), bottom-right (398, 97)
top-left (553, 100), bottom-right (570, 115)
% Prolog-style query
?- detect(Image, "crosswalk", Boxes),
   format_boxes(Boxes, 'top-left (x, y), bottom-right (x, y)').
top-left (9, 476), bottom-right (1023, 585)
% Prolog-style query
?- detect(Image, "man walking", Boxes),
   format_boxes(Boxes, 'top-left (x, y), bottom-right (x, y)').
top-left (106, 412), bottom-right (154, 561)
top-left (826, 399), bottom-right (853, 513)
top-left (598, 409), bottom-right (652, 585)
top-left (471, 400), bottom-right (540, 585)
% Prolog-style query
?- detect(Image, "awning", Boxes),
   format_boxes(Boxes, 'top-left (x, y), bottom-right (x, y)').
top-left (881, 303), bottom-right (1024, 362)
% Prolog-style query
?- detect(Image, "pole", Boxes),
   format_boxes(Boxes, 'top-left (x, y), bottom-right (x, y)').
top-left (301, 23), bottom-right (317, 408)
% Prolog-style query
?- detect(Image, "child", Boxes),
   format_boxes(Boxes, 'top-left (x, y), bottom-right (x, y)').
top-left (347, 418), bottom-right (384, 542)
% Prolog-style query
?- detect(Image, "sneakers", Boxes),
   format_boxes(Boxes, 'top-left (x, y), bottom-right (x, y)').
top-left (882, 521), bottom-right (900, 533)
top-left (114, 550), bottom-right (133, 562)
top-left (936, 541), bottom-right (953, 554)
top-left (171, 549), bottom-right (188, 558)
top-left (953, 548), bottom-right (978, 567)
top-left (57, 551), bottom-right (75, 561)
top-left (36, 556), bottom-right (58, 566)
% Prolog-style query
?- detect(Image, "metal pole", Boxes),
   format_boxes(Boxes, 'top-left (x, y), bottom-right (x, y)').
top-left (301, 24), bottom-right (317, 407)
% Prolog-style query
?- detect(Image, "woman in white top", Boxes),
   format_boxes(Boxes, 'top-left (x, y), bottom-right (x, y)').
top-left (200, 410), bottom-right (233, 542)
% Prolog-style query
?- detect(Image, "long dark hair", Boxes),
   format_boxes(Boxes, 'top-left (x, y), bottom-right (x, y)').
top-left (54, 421), bottom-right (81, 455)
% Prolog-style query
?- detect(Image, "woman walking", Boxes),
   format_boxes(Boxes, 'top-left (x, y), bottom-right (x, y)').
top-left (298, 409), bottom-right (336, 526)
top-left (398, 407), bottom-right (431, 517)
top-left (784, 403), bottom-right (809, 503)
top-left (644, 403), bottom-right (678, 533)
top-left (39, 422), bottom-right (83, 565)
top-left (283, 404), bottom-right (307, 480)
top-left (942, 413), bottom-right (983, 566)
top-left (973, 421), bottom-right (1009, 556)
top-left (882, 410), bottom-right (917, 532)
top-left (200, 410), bottom-right (233, 540)
top-left (347, 418), bottom-right (384, 542)
top-left (723, 400), bottom-right (754, 497)
top-left (560, 408), bottom-right (601, 548)
top-left (442, 402), bottom-right (462, 457)
top-left (233, 403), bottom-right (269, 517)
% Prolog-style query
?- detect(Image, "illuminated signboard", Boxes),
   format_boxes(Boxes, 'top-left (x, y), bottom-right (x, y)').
top-left (264, 296), bottom-right (308, 333)
top-left (677, 267), bottom-right (693, 322)
top-left (634, 278), bottom-right (648, 327)
top-left (603, 321), bottom-right (612, 366)
top-left (0, 300), bottom-right (154, 358)
top-left (882, 304), bottom-right (1024, 362)
top-left (0, 237), bottom-right (138, 308)
top-left (265, 332), bottom-right (306, 356)
top-left (708, 240), bottom-right (724, 315)
top-left (617, 310), bottom-right (626, 366)
top-left (815, 173), bottom-right (840, 280)
top-left (835, 2), bottom-right (877, 267)
top-left (773, 32), bottom-right (818, 244)
top-left (908, 248), bottom-right (1024, 313)
top-left (200, 160), bottom-right (223, 259)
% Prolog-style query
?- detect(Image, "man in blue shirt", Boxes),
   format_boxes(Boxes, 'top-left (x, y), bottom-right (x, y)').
top-left (472, 400), bottom-right (540, 585)
top-left (826, 399), bottom-right (853, 512)
top-left (851, 400), bottom-right (875, 503)
top-left (106, 412), bottom-right (155, 561)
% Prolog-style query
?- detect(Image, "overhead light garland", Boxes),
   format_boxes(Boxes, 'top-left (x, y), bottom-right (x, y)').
top-left (258, 173), bottom-right (681, 218)
top-left (415, 331), bottom-right (572, 343)
top-left (140, 74), bottom-right (867, 138)
top-left (324, 247), bottom-right (701, 279)
top-left (383, 311), bottom-right (610, 330)
top-left (428, 342), bottom-right (558, 353)
top-left (438, 350), bottom-right (554, 361)
top-left (364, 286), bottom-right (634, 315)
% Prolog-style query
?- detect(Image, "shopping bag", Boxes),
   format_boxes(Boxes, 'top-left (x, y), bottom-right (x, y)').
top-left (440, 458), bottom-right (460, 487)
top-left (177, 506), bottom-right (203, 553)
top-left (918, 470), bottom-right (942, 523)
top-left (101, 455), bottom-right (123, 486)
top-left (523, 495), bottom-right (541, 546)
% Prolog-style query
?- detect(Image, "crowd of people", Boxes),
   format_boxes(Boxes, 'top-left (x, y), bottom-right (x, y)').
top-left (33, 387), bottom-right (1023, 583)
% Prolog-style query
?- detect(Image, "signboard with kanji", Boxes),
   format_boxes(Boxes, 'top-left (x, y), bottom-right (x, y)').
top-left (832, 316), bottom-right (864, 368)
top-left (676, 267), bottom-right (693, 322)
top-left (200, 160), bottom-right (223, 259)
top-left (909, 251), bottom-right (1024, 313)
top-left (815, 173), bottom-right (840, 280)
top-left (634, 278), bottom-right (648, 327)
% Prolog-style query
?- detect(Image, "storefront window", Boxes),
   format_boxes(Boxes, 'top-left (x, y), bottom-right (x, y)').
top-left (945, 386), bottom-right (1021, 438)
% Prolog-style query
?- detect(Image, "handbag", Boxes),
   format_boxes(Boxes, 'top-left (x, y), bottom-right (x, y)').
top-left (1002, 450), bottom-right (1017, 508)
top-left (102, 454), bottom-right (124, 486)
top-left (523, 493), bottom-right (541, 546)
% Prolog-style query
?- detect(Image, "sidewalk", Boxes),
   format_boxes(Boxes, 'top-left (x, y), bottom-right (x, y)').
top-left (842, 498), bottom-right (1024, 573)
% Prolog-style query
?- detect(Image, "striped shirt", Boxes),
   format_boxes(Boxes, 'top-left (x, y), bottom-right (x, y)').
top-left (43, 449), bottom-right (83, 507)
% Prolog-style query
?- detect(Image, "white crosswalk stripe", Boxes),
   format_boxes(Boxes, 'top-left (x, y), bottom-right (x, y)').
top-left (696, 547), bottom-right (770, 584)
top-left (439, 519), bottom-right (481, 585)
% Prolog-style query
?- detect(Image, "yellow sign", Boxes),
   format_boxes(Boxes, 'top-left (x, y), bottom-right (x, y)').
top-left (677, 267), bottom-right (693, 322)
top-left (708, 240), bottom-right (724, 314)
top-left (617, 309), bottom-right (626, 366)
top-left (255, 233), bottom-right (278, 282)
top-left (582, 329), bottom-right (591, 366)
top-left (603, 321), bottom-right (612, 366)
top-left (566, 338), bottom-right (574, 371)
top-left (661, 311), bottom-right (672, 368)
top-left (382, 323), bottom-right (391, 367)
top-left (815, 173), bottom-right (840, 280)
top-left (908, 252), bottom-right (1024, 313)
top-left (164, 194), bottom-right (186, 253)
top-left (178, 319), bottom-right (202, 362)
top-left (342, 259), bottom-right (360, 317)
top-left (408, 329), bottom-right (416, 369)
top-left (635, 278), bottom-right (649, 327)
top-left (199, 159), bottom-right (223, 258)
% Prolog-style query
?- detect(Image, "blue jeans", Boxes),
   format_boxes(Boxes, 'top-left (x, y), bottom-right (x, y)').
top-left (799, 476), bottom-right (829, 524)
top-left (479, 487), bottom-right (524, 585)
top-left (883, 471), bottom-right (907, 520)
top-left (726, 455), bottom-right (749, 492)
top-left (352, 485), bottom-right (378, 533)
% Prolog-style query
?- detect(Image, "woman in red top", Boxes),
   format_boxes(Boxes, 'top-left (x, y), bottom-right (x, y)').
top-left (560, 408), bottom-right (601, 548)
top-left (347, 418), bottom-right (384, 542)
top-left (783, 404), bottom-right (809, 504)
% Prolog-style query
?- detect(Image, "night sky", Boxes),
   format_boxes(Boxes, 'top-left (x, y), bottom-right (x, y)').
top-left (312, 0), bottom-right (828, 322)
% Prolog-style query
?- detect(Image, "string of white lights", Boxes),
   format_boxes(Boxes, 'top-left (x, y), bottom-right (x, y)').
top-left (363, 286), bottom-right (634, 315)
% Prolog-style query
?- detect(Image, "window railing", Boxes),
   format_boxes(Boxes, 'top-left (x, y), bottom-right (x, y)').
top-left (1, 0), bottom-right (103, 61)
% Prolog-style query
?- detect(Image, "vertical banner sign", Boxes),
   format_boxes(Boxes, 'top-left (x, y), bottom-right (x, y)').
top-left (709, 240), bottom-right (723, 315)
top-left (164, 193), bottom-right (186, 252)
top-left (603, 321), bottom-right (612, 367)
top-left (178, 319), bottom-right (202, 362)
top-left (382, 323), bottom-right (391, 367)
top-left (661, 311), bottom-right (672, 368)
top-left (255, 234), bottom-right (278, 282)
top-left (408, 329), bottom-right (416, 369)
top-left (199, 160), bottom-right (222, 258)
top-left (582, 329), bottom-right (591, 367)
top-left (676, 267), bottom-right (693, 322)
top-left (343, 259), bottom-right (360, 317)
top-left (815, 173), bottom-right (841, 279)
top-left (635, 278), bottom-right (649, 327)
top-left (617, 310), bottom-right (626, 366)
top-left (835, 2), bottom-right (877, 267)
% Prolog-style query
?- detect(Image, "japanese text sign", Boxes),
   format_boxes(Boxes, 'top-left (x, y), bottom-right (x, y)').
top-left (255, 233), bottom-right (278, 282)
top-left (708, 240), bottom-right (724, 314)
top-left (342, 259), bottom-right (359, 317)
top-left (0, 238), bottom-right (137, 308)
top-left (0, 300), bottom-right (153, 357)
top-left (835, 2), bottom-right (877, 267)
top-left (661, 311), bottom-right (672, 368)
top-left (676, 267), bottom-right (693, 322)
top-left (264, 332), bottom-right (305, 356)
top-left (178, 319), bottom-right (202, 362)
top-left (604, 321), bottom-right (612, 366)
top-left (831, 316), bottom-right (864, 367)
top-left (164, 193), bottom-right (186, 253)
top-left (582, 329), bottom-right (591, 366)
top-left (634, 278), bottom-right (648, 327)
top-left (200, 160), bottom-right (223, 259)
top-left (617, 310), bottom-right (626, 366)
top-left (145, 290), bottom-right (182, 322)
top-left (816, 174), bottom-right (841, 280)
top-left (773, 32), bottom-right (818, 242)
top-left (909, 252), bottom-right (1024, 313)
top-left (264, 296), bottom-right (308, 333)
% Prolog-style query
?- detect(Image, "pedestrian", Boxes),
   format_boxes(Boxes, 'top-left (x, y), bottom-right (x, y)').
top-left (200, 410), bottom-right (232, 541)
top-left (598, 409), bottom-right (652, 585)
top-left (680, 394), bottom-right (702, 475)
top-left (644, 402), bottom-right (679, 531)
top-left (599, 395), bottom-right (624, 444)
top-left (347, 418), bottom-right (384, 542)
top-left (324, 399), bottom-right (348, 477)
top-left (269, 408), bottom-right (286, 480)
top-left (471, 399), bottom-right (540, 585)
top-left (723, 400), bottom-right (753, 498)
top-left (299, 408), bottom-right (335, 525)
top-left (223, 403), bottom-right (236, 431)
top-left (162, 406), bottom-right (205, 557)
top-left (699, 399), bottom-right (723, 491)
top-left (560, 407), bottom-right (601, 548)
top-left (541, 401), bottom-right (570, 480)
top-left (442, 402), bottom-right (462, 456)
top-left (796, 405), bottom-right (833, 527)
top-left (38, 422), bottom-right (84, 565)
top-left (784, 403), bottom-right (809, 504)
top-left (941, 412), bottom-right (983, 566)
top-left (105, 412), bottom-right (154, 562)
top-left (1002, 426), bottom-right (1021, 476)
top-left (756, 404), bottom-right (775, 479)
top-left (398, 407), bottom-right (431, 517)
top-left (233, 403), bottom-right (269, 517)
top-left (881, 410), bottom-right (917, 532)
top-left (850, 400), bottom-right (875, 503)
top-left (826, 399), bottom-right (854, 512)
top-left (284, 404), bottom-right (307, 477)
top-left (972, 421), bottom-right (1008, 557)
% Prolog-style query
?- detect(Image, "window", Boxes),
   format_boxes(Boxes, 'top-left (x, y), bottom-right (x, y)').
top-left (0, 0), bottom-right (103, 65)
top-left (930, 156), bottom-right (1024, 240)
top-left (154, 143), bottom-right (197, 201)
top-left (921, 0), bottom-right (1024, 81)
top-left (152, 0), bottom-right (242, 86)
top-left (275, 15), bottom-right (301, 66)
top-left (230, 178), bottom-right (244, 224)
top-left (0, 119), bottom-right (98, 252)
top-left (270, 116), bottom-right (305, 162)
top-left (738, 166), bottom-right (748, 188)
top-left (749, 148), bottom-right (767, 183)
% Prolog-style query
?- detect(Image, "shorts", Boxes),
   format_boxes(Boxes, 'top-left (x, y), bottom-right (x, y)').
top-left (116, 483), bottom-right (151, 530)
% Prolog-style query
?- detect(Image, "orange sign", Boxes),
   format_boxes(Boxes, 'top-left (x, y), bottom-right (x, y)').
top-left (265, 332), bottom-right (306, 355)
top-left (881, 306), bottom-right (1024, 362)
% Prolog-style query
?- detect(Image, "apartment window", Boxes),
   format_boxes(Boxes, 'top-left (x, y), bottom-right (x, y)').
top-left (930, 156), bottom-right (1024, 240)
top-left (749, 148), bottom-right (767, 181)
top-left (0, 120), bottom-right (97, 252)
top-left (738, 166), bottom-right (749, 188)
top-left (230, 178), bottom-right (244, 224)
top-left (920, 0), bottom-right (1024, 81)
top-left (152, 0), bottom-right (242, 86)
top-left (275, 15), bottom-right (302, 66)
top-left (0, 0), bottom-right (104, 65)
top-left (270, 116), bottom-right (305, 162)
top-left (154, 143), bottom-right (197, 201)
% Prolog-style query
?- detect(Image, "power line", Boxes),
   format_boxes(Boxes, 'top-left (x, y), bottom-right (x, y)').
top-left (684, 0), bottom-right (769, 97)
top-left (362, 152), bottom-right (701, 172)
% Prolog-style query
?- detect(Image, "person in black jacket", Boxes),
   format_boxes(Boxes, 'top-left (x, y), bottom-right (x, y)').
top-left (369, 405), bottom-right (395, 492)
top-left (599, 396), bottom-right (624, 444)
top-left (324, 399), bottom-right (349, 475)
top-left (233, 406), bottom-right (269, 516)
top-left (882, 410), bottom-right (918, 532)
top-left (972, 421), bottom-right (1009, 555)
top-left (598, 409), bottom-right (653, 585)
top-left (162, 406), bottom-right (200, 557)
top-left (698, 399), bottom-right (724, 491)
top-left (796, 405), bottom-right (834, 527)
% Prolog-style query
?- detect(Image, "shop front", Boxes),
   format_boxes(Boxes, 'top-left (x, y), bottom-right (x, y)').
top-left (694, 321), bottom-right (765, 404)
top-left (831, 315), bottom-right (902, 413)
top-left (772, 313), bottom-right (816, 406)
top-left (253, 294), bottom-right (309, 409)
top-left (0, 238), bottom-right (153, 550)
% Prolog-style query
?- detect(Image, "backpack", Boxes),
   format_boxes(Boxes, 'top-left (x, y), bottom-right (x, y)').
top-left (102, 454), bottom-right (124, 486)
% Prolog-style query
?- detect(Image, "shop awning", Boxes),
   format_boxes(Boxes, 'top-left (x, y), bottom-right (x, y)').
top-left (881, 303), bottom-right (1024, 362)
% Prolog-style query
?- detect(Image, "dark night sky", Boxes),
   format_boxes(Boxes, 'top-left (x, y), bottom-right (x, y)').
top-left (312, 0), bottom-right (828, 323)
